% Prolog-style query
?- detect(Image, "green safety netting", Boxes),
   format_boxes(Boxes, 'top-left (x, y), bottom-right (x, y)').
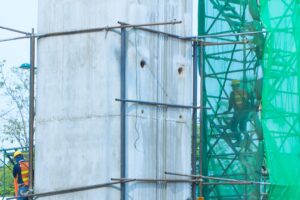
top-left (198, 0), bottom-right (266, 199)
top-left (261, 0), bottom-right (300, 199)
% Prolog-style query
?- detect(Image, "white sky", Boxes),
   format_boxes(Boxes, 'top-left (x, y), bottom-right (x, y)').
top-left (0, 0), bottom-right (197, 67)
top-left (0, 0), bottom-right (37, 68)
top-left (0, 1), bottom-right (37, 148)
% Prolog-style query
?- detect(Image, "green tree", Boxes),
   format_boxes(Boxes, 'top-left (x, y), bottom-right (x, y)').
top-left (0, 164), bottom-right (15, 196)
top-left (0, 60), bottom-right (29, 148)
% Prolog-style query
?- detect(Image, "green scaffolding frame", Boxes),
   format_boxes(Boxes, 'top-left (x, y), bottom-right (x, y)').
top-left (199, 0), bottom-right (267, 199)
top-left (0, 147), bottom-right (29, 199)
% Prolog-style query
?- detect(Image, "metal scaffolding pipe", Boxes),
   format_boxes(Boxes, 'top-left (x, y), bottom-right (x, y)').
top-left (0, 25), bottom-right (31, 35)
top-left (112, 178), bottom-right (269, 186)
top-left (191, 42), bottom-right (198, 200)
top-left (28, 28), bottom-right (35, 193)
top-left (165, 172), bottom-right (270, 185)
top-left (120, 27), bottom-right (127, 200)
top-left (112, 178), bottom-right (198, 183)
top-left (117, 21), bottom-right (183, 40)
top-left (115, 98), bottom-right (206, 109)
top-left (199, 41), bottom-right (206, 198)
top-left (0, 36), bottom-right (31, 43)
top-left (180, 30), bottom-right (267, 40)
top-left (6, 180), bottom-right (132, 200)
top-left (201, 40), bottom-right (249, 46)
top-left (206, 67), bottom-right (256, 76)
top-left (37, 21), bottom-right (181, 39)
top-left (6, 177), bottom-right (268, 200)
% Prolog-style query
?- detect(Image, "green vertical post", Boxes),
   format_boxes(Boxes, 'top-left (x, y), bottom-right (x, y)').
top-left (198, 0), bottom-right (208, 199)
top-left (3, 152), bottom-right (6, 198)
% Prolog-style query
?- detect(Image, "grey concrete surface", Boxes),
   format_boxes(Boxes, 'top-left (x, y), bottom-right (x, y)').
top-left (36, 0), bottom-right (193, 199)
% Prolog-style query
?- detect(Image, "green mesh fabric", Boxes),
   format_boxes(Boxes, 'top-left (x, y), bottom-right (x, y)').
top-left (261, 0), bottom-right (300, 199)
top-left (198, 0), bottom-right (265, 199)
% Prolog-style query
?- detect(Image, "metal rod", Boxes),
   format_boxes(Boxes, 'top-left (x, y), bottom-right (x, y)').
top-left (0, 23), bottom-right (266, 44)
top-left (0, 36), bottom-right (31, 43)
top-left (206, 67), bottom-right (255, 76)
top-left (112, 178), bottom-right (197, 183)
top-left (202, 182), bottom-right (269, 185)
top-left (120, 27), bottom-right (127, 200)
top-left (37, 21), bottom-right (181, 39)
top-left (3, 154), bottom-right (6, 197)
top-left (199, 41), bottom-right (206, 198)
top-left (201, 40), bottom-right (249, 46)
top-left (180, 30), bottom-right (267, 40)
top-left (198, 1), bottom-right (205, 196)
top-left (3, 149), bottom-right (15, 166)
top-left (191, 42), bottom-right (198, 200)
top-left (0, 147), bottom-right (29, 152)
top-left (116, 22), bottom-right (265, 46)
top-left (165, 172), bottom-right (270, 185)
top-left (6, 180), bottom-right (132, 200)
top-left (112, 178), bottom-right (269, 185)
top-left (5, 177), bottom-right (266, 200)
top-left (0, 25), bottom-right (31, 35)
top-left (28, 28), bottom-right (35, 194)
top-left (117, 21), bottom-right (183, 40)
top-left (0, 158), bottom-right (12, 170)
top-left (115, 98), bottom-right (208, 109)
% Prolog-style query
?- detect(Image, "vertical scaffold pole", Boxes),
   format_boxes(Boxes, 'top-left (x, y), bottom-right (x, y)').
top-left (192, 41), bottom-right (198, 200)
top-left (198, 0), bottom-right (207, 197)
top-left (120, 27), bottom-right (127, 200)
top-left (29, 28), bottom-right (35, 194)
top-left (3, 153), bottom-right (6, 197)
top-left (199, 41), bottom-right (207, 199)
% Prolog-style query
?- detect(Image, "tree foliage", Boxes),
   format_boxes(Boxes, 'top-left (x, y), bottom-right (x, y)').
top-left (0, 164), bottom-right (15, 197)
top-left (0, 60), bottom-right (29, 148)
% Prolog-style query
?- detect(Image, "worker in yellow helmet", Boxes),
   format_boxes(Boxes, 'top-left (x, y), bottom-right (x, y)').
top-left (12, 151), bottom-right (29, 200)
top-left (224, 80), bottom-right (252, 144)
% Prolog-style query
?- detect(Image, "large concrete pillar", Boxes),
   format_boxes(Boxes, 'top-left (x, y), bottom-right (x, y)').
top-left (36, 1), bottom-right (193, 199)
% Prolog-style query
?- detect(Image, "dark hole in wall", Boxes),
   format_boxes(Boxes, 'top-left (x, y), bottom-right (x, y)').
top-left (140, 60), bottom-right (146, 68)
top-left (178, 66), bottom-right (184, 74)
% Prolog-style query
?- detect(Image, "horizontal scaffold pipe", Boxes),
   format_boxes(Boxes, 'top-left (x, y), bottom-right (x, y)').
top-left (181, 30), bottom-right (268, 40)
top-left (0, 35), bottom-right (31, 43)
top-left (37, 21), bottom-right (182, 39)
top-left (7, 177), bottom-right (270, 199)
top-left (0, 25), bottom-right (264, 44)
top-left (117, 21), bottom-right (184, 40)
top-left (111, 178), bottom-right (270, 185)
top-left (165, 172), bottom-right (270, 185)
top-left (115, 98), bottom-right (209, 109)
top-left (0, 146), bottom-right (29, 152)
top-left (6, 180), bottom-right (133, 200)
top-left (0, 25), bottom-right (31, 35)
top-left (112, 178), bottom-right (200, 183)
top-left (201, 40), bottom-right (248, 46)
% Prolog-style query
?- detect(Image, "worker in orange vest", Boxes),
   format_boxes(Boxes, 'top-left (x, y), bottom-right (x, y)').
top-left (12, 151), bottom-right (29, 200)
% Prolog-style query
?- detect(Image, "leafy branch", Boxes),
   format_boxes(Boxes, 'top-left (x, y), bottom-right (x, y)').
top-left (0, 60), bottom-right (29, 147)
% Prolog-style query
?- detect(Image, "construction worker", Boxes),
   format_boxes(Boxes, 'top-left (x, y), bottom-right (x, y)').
top-left (13, 151), bottom-right (29, 200)
top-left (224, 80), bottom-right (252, 143)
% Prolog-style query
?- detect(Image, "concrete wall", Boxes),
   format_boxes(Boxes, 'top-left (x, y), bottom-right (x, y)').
top-left (36, 0), bottom-right (193, 199)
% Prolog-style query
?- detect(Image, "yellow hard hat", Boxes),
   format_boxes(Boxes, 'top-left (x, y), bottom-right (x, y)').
top-left (231, 79), bottom-right (240, 86)
top-left (13, 151), bottom-right (22, 158)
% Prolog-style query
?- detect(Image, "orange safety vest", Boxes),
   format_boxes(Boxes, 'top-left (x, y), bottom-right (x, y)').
top-left (18, 161), bottom-right (29, 186)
